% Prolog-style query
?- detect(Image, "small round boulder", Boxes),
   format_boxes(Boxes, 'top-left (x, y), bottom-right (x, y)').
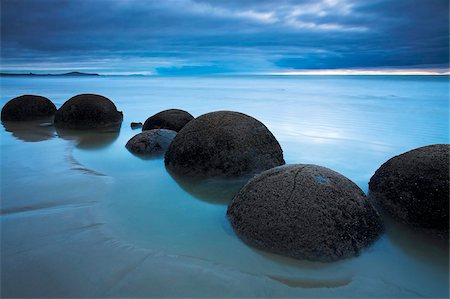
top-left (126, 129), bottom-right (176, 157)
top-left (54, 94), bottom-right (123, 129)
top-left (227, 164), bottom-right (383, 262)
top-left (165, 111), bottom-right (285, 178)
top-left (1, 95), bottom-right (56, 121)
top-left (130, 122), bottom-right (142, 129)
top-left (369, 144), bottom-right (449, 239)
top-left (143, 109), bottom-right (193, 132)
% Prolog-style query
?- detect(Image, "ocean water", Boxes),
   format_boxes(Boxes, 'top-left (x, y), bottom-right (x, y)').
top-left (1, 75), bottom-right (448, 297)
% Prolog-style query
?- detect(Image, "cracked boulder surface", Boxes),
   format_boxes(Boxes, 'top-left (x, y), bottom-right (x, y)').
top-left (227, 164), bottom-right (383, 262)
top-left (54, 94), bottom-right (123, 130)
top-left (126, 129), bottom-right (176, 157)
top-left (369, 144), bottom-right (449, 239)
top-left (164, 111), bottom-right (285, 178)
top-left (143, 109), bottom-right (194, 132)
top-left (1, 95), bottom-right (57, 121)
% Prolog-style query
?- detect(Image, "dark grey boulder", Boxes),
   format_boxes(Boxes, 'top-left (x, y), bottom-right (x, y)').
top-left (227, 164), bottom-right (383, 262)
top-left (54, 94), bottom-right (123, 129)
top-left (143, 109), bottom-right (193, 132)
top-left (131, 122), bottom-right (142, 129)
top-left (1, 95), bottom-right (56, 121)
top-left (165, 111), bottom-right (285, 178)
top-left (369, 144), bottom-right (449, 239)
top-left (126, 129), bottom-right (176, 157)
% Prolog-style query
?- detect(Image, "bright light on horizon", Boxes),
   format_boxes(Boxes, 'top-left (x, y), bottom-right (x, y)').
top-left (264, 68), bottom-right (450, 76)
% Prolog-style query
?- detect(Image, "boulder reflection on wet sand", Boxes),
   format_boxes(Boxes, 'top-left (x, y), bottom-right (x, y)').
top-left (55, 124), bottom-right (121, 150)
top-left (2, 118), bottom-right (56, 142)
top-left (166, 166), bottom-right (250, 204)
top-left (379, 208), bottom-right (449, 268)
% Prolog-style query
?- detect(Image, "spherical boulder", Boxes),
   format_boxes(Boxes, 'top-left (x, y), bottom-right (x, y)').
top-left (369, 144), bottom-right (449, 239)
top-left (54, 94), bottom-right (123, 129)
top-left (227, 164), bottom-right (383, 262)
top-left (126, 129), bottom-right (176, 157)
top-left (143, 109), bottom-right (194, 132)
top-left (1, 95), bottom-right (56, 121)
top-left (165, 111), bottom-right (285, 178)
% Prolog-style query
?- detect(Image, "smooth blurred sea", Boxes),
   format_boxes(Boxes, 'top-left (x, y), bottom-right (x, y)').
top-left (1, 75), bottom-right (449, 297)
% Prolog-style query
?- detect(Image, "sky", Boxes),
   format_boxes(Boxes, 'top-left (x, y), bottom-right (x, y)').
top-left (1, 0), bottom-right (449, 75)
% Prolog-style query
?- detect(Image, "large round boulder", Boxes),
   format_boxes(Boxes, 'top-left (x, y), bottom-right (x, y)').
top-left (227, 164), bottom-right (383, 262)
top-left (143, 109), bottom-right (193, 132)
top-left (126, 129), bottom-right (176, 157)
top-left (1, 95), bottom-right (56, 121)
top-left (165, 111), bottom-right (285, 178)
top-left (369, 144), bottom-right (449, 239)
top-left (54, 94), bottom-right (123, 129)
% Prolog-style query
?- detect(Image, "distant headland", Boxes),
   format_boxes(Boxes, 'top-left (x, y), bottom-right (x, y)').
top-left (0, 71), bottom-right (100, 77)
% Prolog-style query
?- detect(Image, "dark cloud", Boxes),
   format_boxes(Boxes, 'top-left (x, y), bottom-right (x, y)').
top-left (1, 0), bottom-right (448, 74)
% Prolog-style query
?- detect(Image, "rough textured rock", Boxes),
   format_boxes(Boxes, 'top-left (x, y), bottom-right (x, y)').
top-left (143, 109), bottom-right (193, 132)
top-left (1, 95), bottom-right (56, 121)
top-left (126, 129), bottom-right (176, 157)
top-left (369, 144), bottom-right (449, 239)
top-left (165, 111), bottom-right (285, 178)
top-left (131, 122), bottom-right (142, 129)
top-left (227, 164), bottom-right (383, 262)
top-left (54, 94), bottom-right (123, 129)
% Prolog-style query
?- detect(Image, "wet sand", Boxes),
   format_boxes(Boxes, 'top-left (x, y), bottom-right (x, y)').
top-left (1, 75), bottom-right (448, 297)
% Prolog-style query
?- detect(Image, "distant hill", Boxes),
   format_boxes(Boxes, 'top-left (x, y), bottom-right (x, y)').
top-left (0, 71), bottom-right (100, 77)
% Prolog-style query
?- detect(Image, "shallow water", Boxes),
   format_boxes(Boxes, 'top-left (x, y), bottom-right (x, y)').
top-left (1, 75), bottom-right (449, 297)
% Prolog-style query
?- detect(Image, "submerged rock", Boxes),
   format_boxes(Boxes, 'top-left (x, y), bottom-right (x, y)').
top-left (54, 94), bottom-right (123, 129)
top-left (126, 129), bottom-right (176, 157)
top-left (227, 164), bottom-right (383, 262)
top-left (1, 95), bottom-right (56, 121)
top-left (369, 144), bottom-right (449, 239)
top-left (131, 122), bottom-right (143, 129)
top-left (143, 109), bottom-right (193, 132)
top-left (165, 111), bottom-right (285, 178)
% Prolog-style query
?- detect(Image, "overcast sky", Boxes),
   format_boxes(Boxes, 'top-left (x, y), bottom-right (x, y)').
top-left (1, 0), bottom-right (448, 74)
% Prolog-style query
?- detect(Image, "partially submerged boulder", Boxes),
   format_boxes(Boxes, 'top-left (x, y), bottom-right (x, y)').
top-left (126, 129), bottom-right (176, 157)
top-left (54, 94), bottom-right (123, 129)
top-left (1, 95), bottom-right (56, 121)
top-left (143, 109), bottom-right (193, 132)
top-left (165, 111), bottom-right (285, 178)
top-left (369, 144), bottom-right (449, 239)
top-left (227, 164), bottom-right (383, 262)
top-left (131, 122), bottom-right (143, 129)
